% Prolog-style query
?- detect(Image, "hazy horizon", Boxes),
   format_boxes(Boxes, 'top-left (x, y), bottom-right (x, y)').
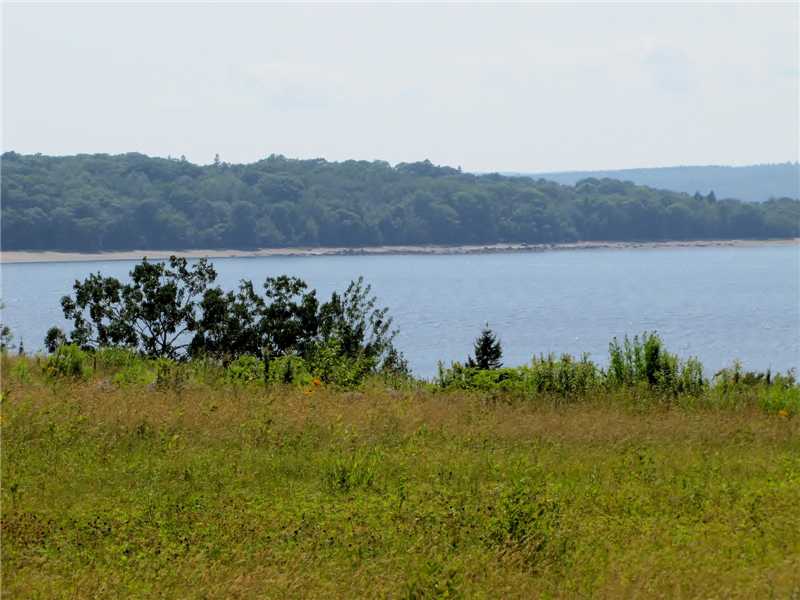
top-left (3, 3), bottom-right (798, 172)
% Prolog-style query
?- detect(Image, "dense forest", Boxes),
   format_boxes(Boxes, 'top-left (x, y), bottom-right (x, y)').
top-left (2, 152), bottom-right (798, 252)
top-left (522, 163), bottom-right (800, 203)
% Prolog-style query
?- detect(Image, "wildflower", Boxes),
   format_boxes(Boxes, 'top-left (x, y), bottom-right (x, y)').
top-left (778, 409), bottom-right (789, 418)
top-left (312, 378), bottom-right (322, 387)
top-left (303, 389), bottom-right (313, 396)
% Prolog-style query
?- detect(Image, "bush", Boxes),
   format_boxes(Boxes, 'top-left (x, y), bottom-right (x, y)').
top-left (436, 354), bottom-right (602, 399)
top-left (45, 344), bottom-right (89, 379)
top-left (266, 355), bottom-right (312, 386)
top-left (523, 353), bottom-right (602, 397)
top-left (608, 332), bottom-right (705, 396)
top-left (307, 338), bottom-right (374, 387)
top-left (225, 355), bottom-right (265, 385)
top-left (112, 360), bottom-right (155, 387)
top-left (95, 347), bottom-right (141, 370)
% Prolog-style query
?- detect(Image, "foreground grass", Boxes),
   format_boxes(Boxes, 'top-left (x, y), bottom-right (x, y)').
top-left (2, 368), bottom-right (799, 598)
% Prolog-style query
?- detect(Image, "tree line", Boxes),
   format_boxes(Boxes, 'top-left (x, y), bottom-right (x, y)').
top-left (3, 152), bottom-right (798, 252)
top-left (44, 256), bottom-right (407, 385)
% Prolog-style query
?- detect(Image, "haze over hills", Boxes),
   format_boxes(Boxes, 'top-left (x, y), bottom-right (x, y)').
top-left (508, 163), bottom-right (800, 203)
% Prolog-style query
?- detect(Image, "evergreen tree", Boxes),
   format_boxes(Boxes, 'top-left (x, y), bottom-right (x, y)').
top-left (467, 325), bottom-right (503, 370)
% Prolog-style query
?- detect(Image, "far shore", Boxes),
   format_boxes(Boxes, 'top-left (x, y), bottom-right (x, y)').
top-left (2, 238), bottom-right (798, 264)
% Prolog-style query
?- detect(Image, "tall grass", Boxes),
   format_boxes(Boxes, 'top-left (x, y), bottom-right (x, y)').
top-left (1, 355), bottom-right (798, 598)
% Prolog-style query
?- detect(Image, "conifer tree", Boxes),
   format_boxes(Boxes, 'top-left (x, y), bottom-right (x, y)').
top-left (467, 325), bottom-right (503, 370)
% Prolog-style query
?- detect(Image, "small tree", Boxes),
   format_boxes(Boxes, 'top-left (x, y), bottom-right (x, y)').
top-left (318, 276), bottom-right (401, 371)
top-left (58, 256), bottom-right (216, 359)
top-left (467, 325), bottom-right (503, 370)
top-left (45, 327), bottom-right (68, 353)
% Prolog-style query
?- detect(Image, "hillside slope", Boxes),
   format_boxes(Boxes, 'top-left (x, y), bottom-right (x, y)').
top-left (517, 163), bottom-right (799, 203)
top-left (2, 152), bottom-right (798, 252)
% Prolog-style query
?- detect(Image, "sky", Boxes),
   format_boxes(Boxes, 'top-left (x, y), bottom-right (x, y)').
top-left (2, 2), bottom-right (798, 172)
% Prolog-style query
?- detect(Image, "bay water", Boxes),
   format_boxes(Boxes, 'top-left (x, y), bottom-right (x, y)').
top-left (2, 244), bottom-right (798, 378)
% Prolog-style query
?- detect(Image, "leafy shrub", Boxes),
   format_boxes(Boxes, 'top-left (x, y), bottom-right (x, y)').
top-left (523, 353), bottom-right (602, 397)
top-left (713, 363), bottom-right (799, 414)
top-left (95, 347), bottom-right (141, 370)
top-left (266, 355), bottom-right (312, 386)
top-left (45, 344), bottom-right (88, 379)
top-left (225, 355), bottom-right (264, 384)
top-left (112, 361), bottom-right (155, 387)
top-left (608, 332), bottom-right (705, 396)
top-left (435, 360), bottom-right (474, 390)
top-left (307, 337), bottom-right (374, 387)
top-left (437, 354), bottom-right (602, 399)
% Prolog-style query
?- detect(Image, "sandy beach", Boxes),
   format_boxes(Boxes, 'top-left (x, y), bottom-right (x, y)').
top-left (1, 238), bottom-right (797, 264)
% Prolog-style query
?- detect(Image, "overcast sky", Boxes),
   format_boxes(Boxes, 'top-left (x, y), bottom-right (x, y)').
top-left (3, 2), bottom-right (798, 172)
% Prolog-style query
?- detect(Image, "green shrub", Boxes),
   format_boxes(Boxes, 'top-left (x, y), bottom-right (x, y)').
top-left (95, 347), bottom-right (140, 370)
top-left (608, 332), bottom-right (705, 396)
top-left (266, 355), bottom-right (312, 386)
top-left (437, 354), bottom-right (602, 399)
top-left (523, 353), bottom-right (602, 397)
top-left (712, 364), bottom-right (799, 414)
top-left (307, 338), bottom-right (375, 387)
top-left (225, 355), bottom-right (264, 385)
top-left (45, 344), bottom-right (89, 379)
top-left (112, 360), bottom-right (155, 387)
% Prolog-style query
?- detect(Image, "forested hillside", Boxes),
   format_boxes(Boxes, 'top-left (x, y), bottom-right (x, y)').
top-left (2, 152), bottom-right (798, 252)
top-left (521, 163), bottom-right (800, 203)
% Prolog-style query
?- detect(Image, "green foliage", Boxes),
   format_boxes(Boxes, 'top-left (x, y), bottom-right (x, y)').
top-left (529, 162), bottom-right (800, 203)
top-left (3, 152), bottom-right (797, 252)
top-left (523, 353), bottom-right (603, 397)
top-left (265, 355), bottom-right (312, 386)
top-left (45, 344), bottom-right (88, 379)
top-left (50, 259), bottom-right (402, 386)
top-left (712, 362), bottom-right (799, 415)
top-left (467, 326), bottom-right (503, 370)
top-left (224, 355), bottom-right (264, 385)
top-left (307, 337), bottom-right (375, 387)
top-left (608, 332), bottom-right (705, 396)
top-left (112, 360), bottom-right (154, 387)
top-left (318, 276), bottom-right (401, 371)
top-left (44, 326), bottom-right (67, 353)
top-left (438, 354), bottom-right (603, 400)
top-left (94, 347), bottom-right (141, 370)
top-left (58, 256), bottom-right (216, 358)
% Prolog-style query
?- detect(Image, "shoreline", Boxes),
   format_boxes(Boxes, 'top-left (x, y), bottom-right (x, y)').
top-left (1, 238), bottom-right (798, 264)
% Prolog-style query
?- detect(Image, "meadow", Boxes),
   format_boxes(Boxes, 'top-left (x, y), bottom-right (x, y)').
top-left (2, 351), bottom-right (799, 598)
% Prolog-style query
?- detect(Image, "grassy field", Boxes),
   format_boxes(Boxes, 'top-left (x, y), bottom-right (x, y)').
top-left (2, 358), bottom-right (799, 598)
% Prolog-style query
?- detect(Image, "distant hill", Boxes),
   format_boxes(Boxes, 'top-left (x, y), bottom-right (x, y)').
top-left (510, 164), bottom-right (799, 203)
top-left (2, 152), bottom-right (798, 252)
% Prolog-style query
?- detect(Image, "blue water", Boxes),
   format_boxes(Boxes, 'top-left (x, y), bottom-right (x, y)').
top-left (2, 245), bottom-right (798, 377)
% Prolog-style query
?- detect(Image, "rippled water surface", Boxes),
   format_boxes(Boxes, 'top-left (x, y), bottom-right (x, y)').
top-left (2, 245), bottom-right (798, 377)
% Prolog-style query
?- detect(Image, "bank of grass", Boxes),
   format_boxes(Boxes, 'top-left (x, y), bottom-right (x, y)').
top-left (2, 355), bottom-right (799, 598)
